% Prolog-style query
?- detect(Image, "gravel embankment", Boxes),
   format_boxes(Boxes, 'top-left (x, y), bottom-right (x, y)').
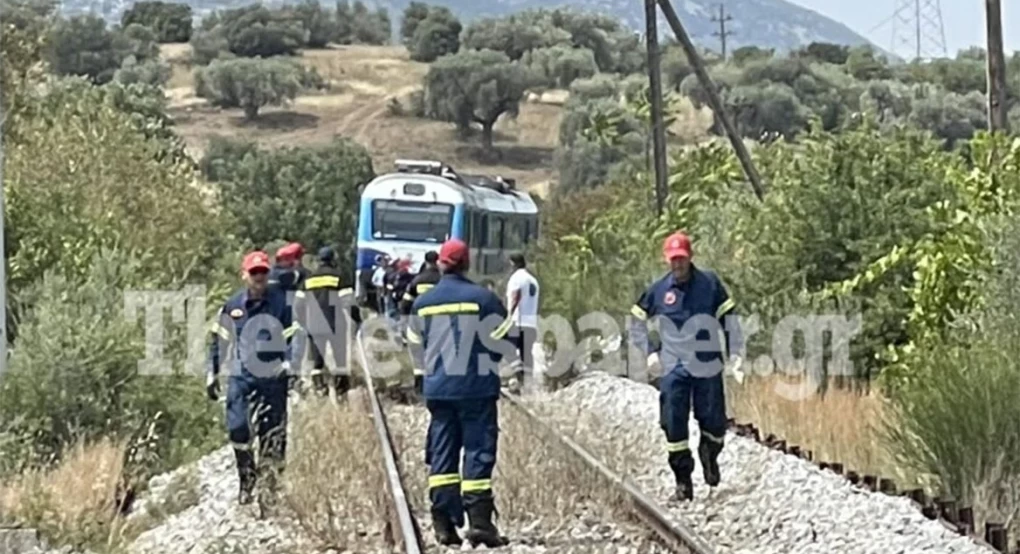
top-left (386, 402), bottom-right (677, 554)
top-left (126, 446), bottom-right (314, 554)
top-left (523, 371), bottom-right (996, 554)
top-left (125, 393), bottom-right (392, 554)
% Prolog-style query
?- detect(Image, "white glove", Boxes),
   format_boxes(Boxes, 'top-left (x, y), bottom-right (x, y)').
top-left (647, 352), bottom-right (662, 372)
top-left (726, 355), bottom-right (745, 384)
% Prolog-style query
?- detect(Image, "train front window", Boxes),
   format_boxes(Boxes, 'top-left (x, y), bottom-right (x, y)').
top-left (371, 200), bottom-right (453, 243)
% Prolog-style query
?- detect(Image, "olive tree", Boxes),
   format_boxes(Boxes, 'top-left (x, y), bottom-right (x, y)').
top-left (194, 57), bottom-right (303, 119)
top-left (422, 49), bottom-right (532, 152)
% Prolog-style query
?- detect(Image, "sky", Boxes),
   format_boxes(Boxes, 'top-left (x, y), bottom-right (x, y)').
top-left (786, 0), bottom-right (1020, 58)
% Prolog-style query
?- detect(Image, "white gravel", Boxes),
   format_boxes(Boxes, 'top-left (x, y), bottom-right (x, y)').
top-left (126, 446), bottom-right (318, 554)
top-left (526, 371), bottom-right (996, 554)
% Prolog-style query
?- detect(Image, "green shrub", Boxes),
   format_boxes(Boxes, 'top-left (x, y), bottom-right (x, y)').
top-left (200, 137), bottom-right (375, 276)
top-left (0, 250), bottom-right (223, 480)
top-left (5, 77), bottom-right (235, 305)
top-left (884, 218), bottom-right (1020, 521)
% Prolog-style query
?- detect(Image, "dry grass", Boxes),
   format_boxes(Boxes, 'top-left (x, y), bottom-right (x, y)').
top-left (495, 402), bottom-right (632, 529)
top-left (726, 375), bottom-right (907, 482)
top-left (389, 400), bottom-right (654, 546)
top-left (0, 438), bottom-right (128, 550)
top-left (281, 394), bottom-right (390, 551)
top-left (160, 44), bottom-right (563, 193)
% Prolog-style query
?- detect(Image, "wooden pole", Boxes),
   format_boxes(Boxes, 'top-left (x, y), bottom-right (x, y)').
top-left (985, 0), bottom-right (1008, 132)
top-left (656, 0), bottom-right (765, 201)
top-left (646, 0), bottom-right (669, 215)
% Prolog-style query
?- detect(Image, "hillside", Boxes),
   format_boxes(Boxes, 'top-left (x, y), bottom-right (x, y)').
top-left (68, 0), bottom-right (878, 54)
top-left (162, 44), bottom-right (572, 195)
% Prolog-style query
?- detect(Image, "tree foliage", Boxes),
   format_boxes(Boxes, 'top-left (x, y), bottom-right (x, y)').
top-left (120, 1), bottom-right (193, 43)
top-left (422, 49), bottom-right (532, 151)
top-left (521, 44), bottom-right (598, 89)
top-left (194, 57), bottom-right (304, 119)
top-left (46, 15), bottom-right (159, 84)
top-left (406, 5), bottom-right (461, 63)
top-left (460, 7), bottom-right (643, 77)
top-left (199, 137), bottom-right (375, 267)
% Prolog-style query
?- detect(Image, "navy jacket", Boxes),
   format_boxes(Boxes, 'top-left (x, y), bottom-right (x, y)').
top-left (268, 265), bottom-right (308, 292)
top-left (298, 264), bottom-right (361, 334)
top-left (208, 286), bottom-right (301, 380)
top-left (629, 265), bottom-right (743, 376)
top-left (400, 265), bottom-right (441, 315)
top-left (406, 273), bottom-right (514, 400)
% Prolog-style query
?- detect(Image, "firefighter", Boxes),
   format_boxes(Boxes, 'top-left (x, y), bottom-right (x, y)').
top-left (270, 242), bottom-right (309, 292)
top-left (400, 251), bottom-right (441, 393)
top-left (628, 231), bottom-right (744, 502)
top-left (300, 246), bottom-right (361, 398)
top-left (207, 250), bottom-right (301, 506)
top-left (405, 239), bottom-right (515, 548)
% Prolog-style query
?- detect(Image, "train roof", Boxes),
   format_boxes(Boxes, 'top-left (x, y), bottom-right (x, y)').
top-left (360, 159), bottom-right (539, 215)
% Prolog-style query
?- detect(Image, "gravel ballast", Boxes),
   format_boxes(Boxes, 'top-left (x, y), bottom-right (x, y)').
top-left (525, 371), bottom-right (996, 554)
top-left (385, 401), bottom-right (677, 553)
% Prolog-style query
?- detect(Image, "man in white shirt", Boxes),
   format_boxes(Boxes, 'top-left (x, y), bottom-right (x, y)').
top-left (505, 254), bottom-right (540, 393)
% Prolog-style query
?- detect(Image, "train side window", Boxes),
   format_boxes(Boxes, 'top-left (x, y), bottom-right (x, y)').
top-left (477, 213), bottom-right (488, 248)
top-left (487, 216), bottom-right (503, 249)
top-left (504, 216), bottom-right (521, 250)
top-left (462, 208), bottom-right (473, 246)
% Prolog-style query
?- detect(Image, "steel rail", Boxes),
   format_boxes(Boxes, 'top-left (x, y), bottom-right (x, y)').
top-left (356, 330), bottom-right (424, 554)
top-left (500, 391), bottom-right (717, 554)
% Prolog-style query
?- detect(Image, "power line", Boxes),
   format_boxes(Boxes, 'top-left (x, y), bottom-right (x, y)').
top-left (711, 4), bottom-right (733, 59)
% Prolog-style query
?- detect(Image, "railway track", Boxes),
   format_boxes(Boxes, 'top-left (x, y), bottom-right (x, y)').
top-left (354, 329), bottom-right (716, 554)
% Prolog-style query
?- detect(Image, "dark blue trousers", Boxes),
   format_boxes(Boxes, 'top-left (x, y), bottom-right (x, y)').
top-left (659, 370), bottom-right (726, 475)
top-left (226, 375), bottom-right (289, 463)
top-left (425, 398), bottom-right (499, 526)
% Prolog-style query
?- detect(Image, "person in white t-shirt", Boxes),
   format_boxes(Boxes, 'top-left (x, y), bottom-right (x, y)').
top-left (505, 253), bottom-right (540, 391)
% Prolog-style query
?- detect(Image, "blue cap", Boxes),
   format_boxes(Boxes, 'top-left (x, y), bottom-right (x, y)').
top-left (317, 246), bottom-right (335, 263)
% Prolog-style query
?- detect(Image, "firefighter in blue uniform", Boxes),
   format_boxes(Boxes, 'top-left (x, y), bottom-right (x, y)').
top-left (300, 246), bottom-right (361, 398)
top-left (405, 239), bottom-right (515, 548)
top-left (400, 250), bottom-right (441, 394)
top-left (629, 232), bottom-right (744, 501)
top-left (269, 242), bottom-right (308, 292)
top-left (207, 250), bottom-right (302, 506)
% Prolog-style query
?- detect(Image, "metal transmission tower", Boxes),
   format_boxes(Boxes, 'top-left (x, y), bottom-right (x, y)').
top-left (889, 0), bottom-right (948, 60)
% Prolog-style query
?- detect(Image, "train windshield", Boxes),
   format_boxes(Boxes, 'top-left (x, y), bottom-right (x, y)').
top-left (371, 200), bottom-right (453, 243)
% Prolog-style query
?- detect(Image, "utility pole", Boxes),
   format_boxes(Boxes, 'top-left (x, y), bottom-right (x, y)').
top-left (645, 0), bottom-right (669, 215)
top-left (985, 0), bottom-right (1008, 132)
top-left (711, 4), bottom-right (733, 59)
top-left (655, 0), bottom-right (765, 201)
top-left (0, 87), bottom-right (7, 377)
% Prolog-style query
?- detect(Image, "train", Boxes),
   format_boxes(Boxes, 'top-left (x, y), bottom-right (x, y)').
top-left (355, 159), bottom-right (540, 296)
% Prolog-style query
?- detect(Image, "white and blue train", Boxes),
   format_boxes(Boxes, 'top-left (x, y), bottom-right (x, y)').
top-left (355, 159), bottom-right (540, 294)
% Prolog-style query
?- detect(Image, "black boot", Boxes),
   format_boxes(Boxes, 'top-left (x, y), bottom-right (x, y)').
top-left (430, 507), bottom-right (463, 546)
top-left (234, 448), bottom-right (257, 505)
top-left (335, 375), bottom-right (351, 397)
top-left (674, 470), bottom-right (694, 501)
top-left (699, 437), bottom-right (723, 487)
top-left (311, 372), bottom-right (328, 396)
top-left (669, 453), bottom-right (695, 502)
top-left (464, 497), bottom-right (508, 548)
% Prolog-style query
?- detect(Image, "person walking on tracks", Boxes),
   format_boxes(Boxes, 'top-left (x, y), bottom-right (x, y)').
top-left (405, 239), bottom-right (515, 548)
top-left (400, 250), bottom-right (441, 394)
top-left (504, 253), bottom-right (540, 394)
top-left (300, 246), bottom-right (361, 398)
top-left (207, 250), bottom-right (302, 506)
top-left (628, 232), bottom-right (744, 501)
